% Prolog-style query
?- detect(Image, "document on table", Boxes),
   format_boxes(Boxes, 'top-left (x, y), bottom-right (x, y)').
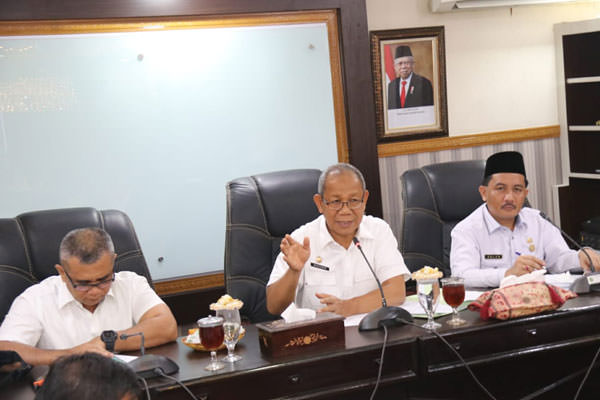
top-left (344, 290), bottom-right (485, 327)
top-left (114, 354), bottom-right (138, 363)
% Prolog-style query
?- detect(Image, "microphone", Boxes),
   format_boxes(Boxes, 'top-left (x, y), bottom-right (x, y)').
top-left (353, 237), bottom-right (413, 331)
top-left (539, 212), bottom-right (600, 293)
top-left (120, 332), bottom-right (145, 355)
top-left (119, 332), bottom-right (179, 379)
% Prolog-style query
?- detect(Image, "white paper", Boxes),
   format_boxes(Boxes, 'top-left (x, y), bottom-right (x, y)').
top-left (500, 268), bottom-right (546, 288)
top-left (544, 271), bottom-right (577, 289)
top-left (465, 290), bottom-right (485, 301)
top-left (344, 313), bottom-right (365, 327)
top-left (114, 354), bottom-right (138, 363)
top-left (343, 290), bottom-right (486, 326)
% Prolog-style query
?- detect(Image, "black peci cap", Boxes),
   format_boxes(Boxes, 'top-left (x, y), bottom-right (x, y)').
top-left (484, 151), bottom-right (526, 179)
top-left (394, 45), bottom-right (413, 59)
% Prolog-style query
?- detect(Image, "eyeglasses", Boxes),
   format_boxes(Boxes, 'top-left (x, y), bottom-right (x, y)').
top-left (322, 196), bottom-right (365, 211)
top-left (63, 268), bottom-right (115, 292)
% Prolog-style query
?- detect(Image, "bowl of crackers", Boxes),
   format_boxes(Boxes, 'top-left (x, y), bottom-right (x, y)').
top-left (411, 266), bottom-right (443, 281)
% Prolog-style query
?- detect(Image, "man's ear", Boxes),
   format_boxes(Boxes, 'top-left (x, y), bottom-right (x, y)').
top-left (313, 194), bottom-right (324, 214)
top-left (363, 190), bottom-right (370, 206)
top-left (478, 185), bottom-right (487, 202)
top-left (55, 264), bottom-right (67, 282)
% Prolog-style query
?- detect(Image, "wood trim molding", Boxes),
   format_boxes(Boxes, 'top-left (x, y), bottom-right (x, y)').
top-left (154, 272), bottom-right (224, 296)
top-left (325, 10), bottom-right (349, 163)
top-left (377, 125), bottom-right (560, 158)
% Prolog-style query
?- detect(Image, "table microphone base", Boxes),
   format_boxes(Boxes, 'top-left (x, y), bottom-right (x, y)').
top-left (127, 354), bottom-right (179, 379)
top-left (570, 272), bottom-right (600, 294)
top-left (359, 306), bottom-right (413, 331)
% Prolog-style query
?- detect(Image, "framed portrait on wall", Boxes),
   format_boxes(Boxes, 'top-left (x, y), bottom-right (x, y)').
top-left (370, 26), bottom-right (448, 142)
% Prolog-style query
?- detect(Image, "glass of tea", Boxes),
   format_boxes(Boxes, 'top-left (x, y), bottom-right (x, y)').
top-left (441, 277), bottom-right (467, 327)
top-left (197, 315), bottom-right (225, 371)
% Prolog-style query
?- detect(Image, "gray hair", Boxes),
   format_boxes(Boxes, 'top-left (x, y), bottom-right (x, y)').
top-left (59, 228), bottom-right (115, 265)
top-left (317, 163), bottom-right (366, 196)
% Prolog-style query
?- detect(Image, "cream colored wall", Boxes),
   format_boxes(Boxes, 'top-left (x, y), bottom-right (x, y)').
top-left (367, 0), bottom-right (600, 136)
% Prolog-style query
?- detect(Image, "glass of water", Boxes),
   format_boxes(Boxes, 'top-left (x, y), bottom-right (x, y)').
top-left (216, 308), bottom-right (242, 362)
top-left (417, 278), bottom-right (441, 330)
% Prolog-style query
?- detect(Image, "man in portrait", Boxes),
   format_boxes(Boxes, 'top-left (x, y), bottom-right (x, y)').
top-left (387, 45), bottom-right (434, 109)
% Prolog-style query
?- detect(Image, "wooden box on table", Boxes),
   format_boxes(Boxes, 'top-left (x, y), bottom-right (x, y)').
top-left (256, 313), bottom-right (345, 358)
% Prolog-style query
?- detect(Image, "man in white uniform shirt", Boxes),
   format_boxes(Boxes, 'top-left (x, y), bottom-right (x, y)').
top-left (266, 163), bottom-right (410, 317)
top-left (450, 151), bottom-right (600, 288)
top-left (0, 228), bottom-right (177, 366)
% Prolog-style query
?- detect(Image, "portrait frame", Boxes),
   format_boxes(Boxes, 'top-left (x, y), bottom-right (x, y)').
top-left (370, 26), bottom-right (448, 142)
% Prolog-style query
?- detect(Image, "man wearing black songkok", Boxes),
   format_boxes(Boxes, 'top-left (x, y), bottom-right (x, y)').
top-left (450, 151), bottom-right (600, 288)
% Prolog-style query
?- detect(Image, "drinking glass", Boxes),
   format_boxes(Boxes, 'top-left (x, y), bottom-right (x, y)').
top-left (417, 278), bottom-right (441, 330)
top-left (441, 277), bottom-right (467, 327)
top-left (197, 315), bottom-right (225, 371)
top-left (216, 308), bottom-right (242, 362)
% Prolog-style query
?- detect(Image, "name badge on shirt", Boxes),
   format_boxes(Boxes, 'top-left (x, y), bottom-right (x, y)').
top-left (484, 254), bottom-right (503, 260)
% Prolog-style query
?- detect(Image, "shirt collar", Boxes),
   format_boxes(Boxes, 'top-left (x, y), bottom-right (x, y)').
top-left (56, 275), bottom-right (115, 310)
top-left (317, 214), bottom-right (374, 247)
top-left (482, 204), bottom-right (527, 233)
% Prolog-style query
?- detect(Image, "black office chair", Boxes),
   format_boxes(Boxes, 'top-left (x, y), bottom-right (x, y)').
top-left (399, 160), bottom-right (486, 279)
top-left (225, 169), bottom-right (322, 323)
top-left (0, 207), bottom-right (152, 323)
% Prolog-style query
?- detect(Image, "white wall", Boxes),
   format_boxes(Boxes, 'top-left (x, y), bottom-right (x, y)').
top-left (367, 0), bottom-right (600, 136)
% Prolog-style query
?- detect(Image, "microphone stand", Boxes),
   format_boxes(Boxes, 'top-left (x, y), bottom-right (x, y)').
top-left (120, 332), bottom-right (179, 379)
top-left (353, 237), bottom-right (413, 331)
top-left (539, 212), bottom-right (600, 293)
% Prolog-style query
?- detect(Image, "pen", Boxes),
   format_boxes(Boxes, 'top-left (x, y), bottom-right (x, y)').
top-left (310, 262), bottom-right (330, 271)
top-left (515, 252), bottom-right (521, 256)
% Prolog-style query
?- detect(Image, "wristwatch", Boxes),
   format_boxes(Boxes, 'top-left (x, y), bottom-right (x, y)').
top-left (100, 330), bottom-right (118, 352)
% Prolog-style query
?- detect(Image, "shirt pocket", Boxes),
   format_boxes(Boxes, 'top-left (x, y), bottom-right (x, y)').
top-left (304, 267), bottom-right (337, 287)
top-left (354, 265), bottom-right (376, 283)
top-left (302, 267), bottom-right (339, 309)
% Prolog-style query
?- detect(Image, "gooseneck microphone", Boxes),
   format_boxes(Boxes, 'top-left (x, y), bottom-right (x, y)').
top-left (119, 332), bottom-right (179, 379)
top-left (539, 212), bottom-right (600, 293)
top-left (353, 237), bottom-right (412, 331)
top-left (120, 332), bottom-right (145, 355)
top-left (353, 237), bottom-right (387, 307)
top-left (539, 212), bottom-right (597, 273)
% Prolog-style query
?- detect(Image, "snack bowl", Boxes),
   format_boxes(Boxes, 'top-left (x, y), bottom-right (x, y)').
top-left (411, 266), bottom-right (444, 281)
top-left (181, 327), bottom-right (245, 351)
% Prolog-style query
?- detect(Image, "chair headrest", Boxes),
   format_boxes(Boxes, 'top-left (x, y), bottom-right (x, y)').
top-left (254, 169), bottom-right (321, 237)
top-left (17, 208), bottom-right (103, 280)
top-left (227, 169), bottom-right (321, 238)
top-left (421, 160), bottom-right (485, 221)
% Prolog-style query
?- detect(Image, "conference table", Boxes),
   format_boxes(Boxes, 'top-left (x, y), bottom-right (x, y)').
top-left (6, 292), bottom-right (600, 400)
top-left (147, 292), bottom-right (600, 400)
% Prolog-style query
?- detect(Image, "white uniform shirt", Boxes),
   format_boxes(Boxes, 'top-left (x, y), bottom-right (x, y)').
top-left (267, 215), bottom-right (410, 311)
top-left (450, 204), bottom-right (580, 288)
top-left (0, 271), bottom-right (164, 349)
